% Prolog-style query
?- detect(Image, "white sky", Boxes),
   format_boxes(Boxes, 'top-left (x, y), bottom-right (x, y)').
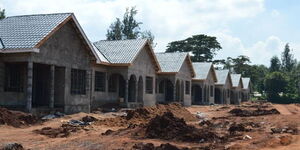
top-left (1, 0), bottom-right (299, 65)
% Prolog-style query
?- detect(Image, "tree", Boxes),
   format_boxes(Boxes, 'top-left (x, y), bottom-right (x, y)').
top-left (106, 18), bottom-right (123, 40)
top-left (106, 6), bottom-right (155, 45)
top-left (230, 55), bottom-right (251, 75)
top-left (269, 56), bottom-right (281, 72)
top-left (122, 7), bottom-right (141, 39)
top-left (0, 8), bottom-right (5, 20)
top-left (281, 43), bottom-right (296, 72)
top-left (166, 34), bottom-right (222, 62)
top-left (264, 72), bottom-right (288, 100)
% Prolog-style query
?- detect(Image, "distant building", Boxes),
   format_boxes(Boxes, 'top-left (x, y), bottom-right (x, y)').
top-left (215, 70), bottom-right (232, 104)
top-left (230, 74), bottom-right (244, 104)
top-left (192, 62), bottom-right (217, 105)
top-left (242, 77), bottom-right (251, 101)
top-left (155, 52), bottom-right (195, 106)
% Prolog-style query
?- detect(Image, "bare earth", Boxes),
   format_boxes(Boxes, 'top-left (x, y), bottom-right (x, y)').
top-left (0, 102), bottom-right (300, 150)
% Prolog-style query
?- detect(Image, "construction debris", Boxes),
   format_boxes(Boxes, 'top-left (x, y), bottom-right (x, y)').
top-left (34, 124), bottom-right (84, 138)
top-left (132, 143), bottom-right (189, 150)
top-left (271, 127), bottom-right (298, 135)
top-left (41, 112), bottom-right (65, 120)
top-left (0, 143), bottom-right (24, 150)
top-left (229, 108), bottom-right (280, 117)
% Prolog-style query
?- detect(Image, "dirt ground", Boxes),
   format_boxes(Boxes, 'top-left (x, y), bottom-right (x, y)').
top-left (0, 102), bottom-right (300, 150)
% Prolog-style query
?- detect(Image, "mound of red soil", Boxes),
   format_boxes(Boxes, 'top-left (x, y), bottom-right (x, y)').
top-left (0, 108), bottom-right (39, 128)
top-left (96, 103), bottom-right (197, 127)
top-left (144, 112), bottom-right (219, 142)
top-left (132, 143), bottom-right (189, 150)
top-left (229, 108), bottom-right (279, 117)
top-left (34, 124), bottom-right (83, 138)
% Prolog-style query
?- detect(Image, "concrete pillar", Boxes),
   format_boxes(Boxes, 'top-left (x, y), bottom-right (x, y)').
top-left (26, 62), bottom-right (33, 112)
top-left (49, 65), bottom-right (55, 109)
top-left (135, 81), bottom-right (138, 103)
top-left (125, 79), bottom-right (129, 106)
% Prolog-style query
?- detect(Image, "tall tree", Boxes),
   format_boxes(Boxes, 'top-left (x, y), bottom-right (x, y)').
top-left (281, 43), bottom-right (296, 72)
top-left (264, 72), bottom-right (288, 101)
top-left (106, 18), bottom-right (123, 40)
top-left (106, 7), bottom-right (155, 46)
top-left (166, 34), bottom-right (222, 62)
top-left (269, 56), bottom-right (281, 72)
top-left (229, 55), bottom-right (251, 75)
top-left (0, 8), bottom-right (5, 20)
top-left (122, 7), bottom-right (141, 39)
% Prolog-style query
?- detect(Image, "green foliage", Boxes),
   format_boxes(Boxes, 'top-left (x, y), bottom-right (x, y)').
top-left (106, 18), bottom-right (123, 40)
top-left (226, 55), bottom-right (251, 75)
top-left (166, 34), bottom-right (222, 62)
top-left (122, 7), bottom-right (141, 39)
top-left (264, 72), bottom-right (288, 101)
top-left (269, 56), bottom-right (281, 72)
top-left (0, 8), bottom-right (5, 20)
top-left (281, 43), bottom-right (296, 72)
top-left (106, 7), bottom-right (155, 45)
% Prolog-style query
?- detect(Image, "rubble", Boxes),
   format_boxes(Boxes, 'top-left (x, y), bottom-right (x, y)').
top-left (41, 112), bottom-right (65, 120)
top-left (132, 143), bottom-right (189, 150)
top-left (0, 143), bottom-right (24, 150)
top-left (271, 127), bottom-right (298, 135)
top-left (82, 116), bottom-right (98, 123)
top-left (0, 108), bottom-right (39, 128)
top-left (34, 124), bottom-right (83, 138)
top-left (228, 108), bottom-right (280, 117)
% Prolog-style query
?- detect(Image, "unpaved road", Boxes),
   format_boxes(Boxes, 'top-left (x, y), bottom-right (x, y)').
top-left (273, 104), bottom-right (300, 115)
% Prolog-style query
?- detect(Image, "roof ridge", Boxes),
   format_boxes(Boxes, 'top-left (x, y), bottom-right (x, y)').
top-left (94, 38), bottom-right (147, 43)
top-left (6, 12), bottom-right (73, 19)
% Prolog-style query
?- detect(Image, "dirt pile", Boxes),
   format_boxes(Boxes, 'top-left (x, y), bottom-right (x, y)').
top-left (34, 124), bottom-right (84, 138)
top-left (0, 108), bottom-right (39, 128)
top-left (229, 108), bottom-right (280, 117)
top-left (228, 122), bottom-right (260, 134)
top-left (96, 103), bottom-right (197, 127)
top-left (132, 143), bottom-right (189, 150)
top-left (0, 143), bottom-right (24, 150)
top-left (144, 112), bottom-right (219, 142)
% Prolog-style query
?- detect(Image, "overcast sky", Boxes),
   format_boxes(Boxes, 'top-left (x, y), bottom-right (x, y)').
top-left (1, 0), bottom-right (299, 65)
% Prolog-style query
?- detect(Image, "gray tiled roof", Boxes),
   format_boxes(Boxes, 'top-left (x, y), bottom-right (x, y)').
top-left (0, 13), bottom-right (71, 49)
top-left (93, 39), bottom-right (148, 64)
top-left (215, 70), bottom-right (229, 85)
top-left (242, 78), bottom-right (250, 89)
top-left (155, 52), bottom-right (188, 72)
top-left (193, 62), bottom-right (212, 80)
top-left (231, 74), bottom-right (242, 87)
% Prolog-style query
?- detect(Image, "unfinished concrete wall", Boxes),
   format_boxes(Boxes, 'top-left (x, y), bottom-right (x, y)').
top-left (129, 46), bottom-right (157, 106)
top-left (32, 21), bottom-right (94, 113)
top-left (156, 75), bottom-right (176, 103)
top-left (206, 69), bottom-right (215, 104)
top-left (0, 59), bottom-right (28, 107)
top-left (176, 59), bottom-right (192, 106)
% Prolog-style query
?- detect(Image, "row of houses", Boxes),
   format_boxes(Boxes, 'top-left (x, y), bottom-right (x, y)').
top-left (0, 13), bottom-right (251, 114)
